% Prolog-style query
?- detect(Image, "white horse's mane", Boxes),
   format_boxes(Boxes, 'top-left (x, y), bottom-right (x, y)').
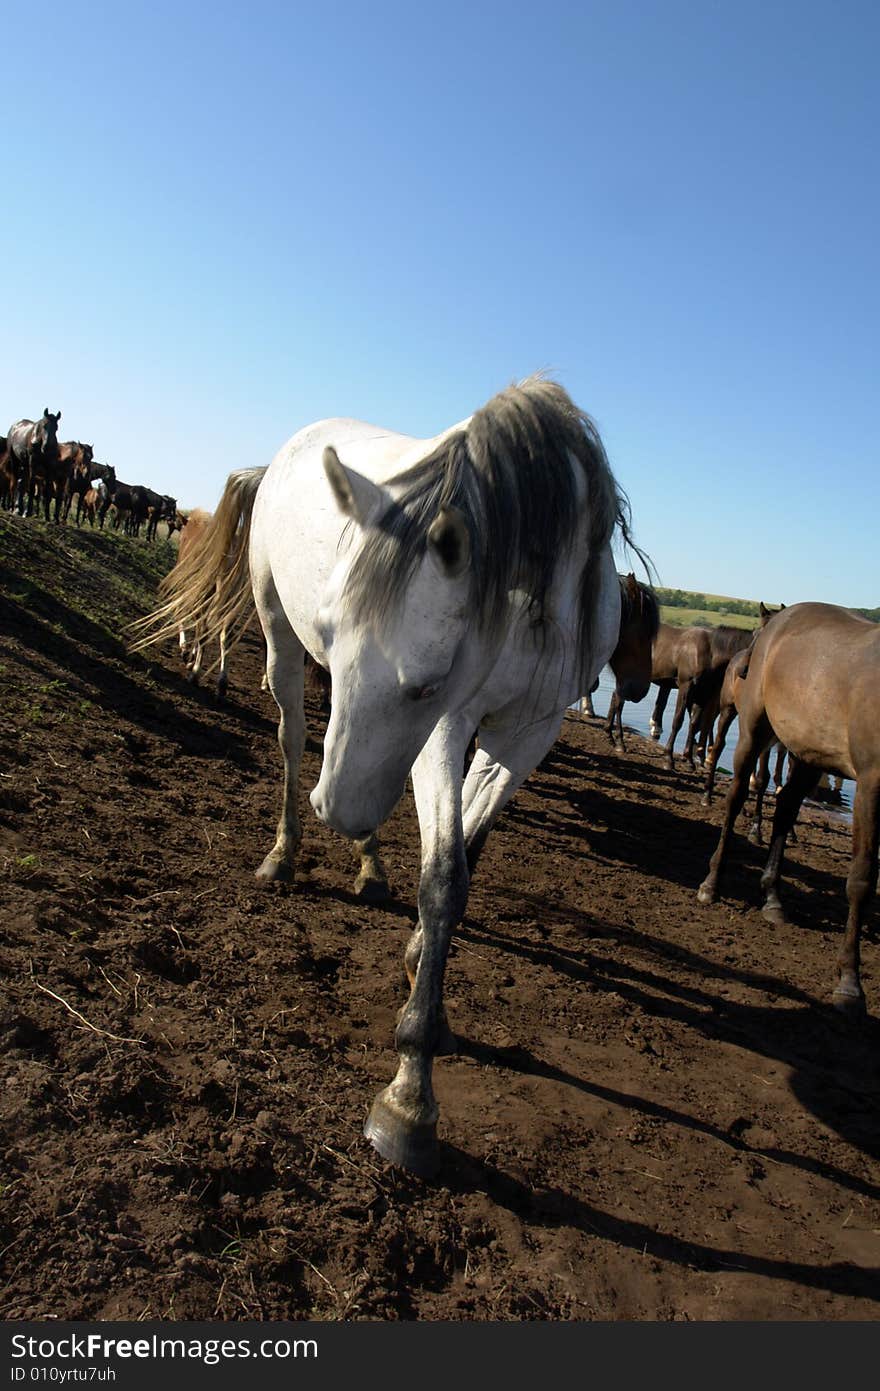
top-left (346, 376), bottom-right (637, 680)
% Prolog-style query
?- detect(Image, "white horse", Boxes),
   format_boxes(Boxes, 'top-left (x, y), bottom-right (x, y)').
top-left (134, 377), bottom-right (637, 1174)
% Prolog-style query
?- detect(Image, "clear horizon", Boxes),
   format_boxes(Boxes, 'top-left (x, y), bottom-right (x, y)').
top-left (2, 1), bottom-right (877, 608)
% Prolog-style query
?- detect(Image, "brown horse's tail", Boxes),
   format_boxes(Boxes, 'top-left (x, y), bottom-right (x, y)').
top-left (128, 467), bottom-right (266, 658)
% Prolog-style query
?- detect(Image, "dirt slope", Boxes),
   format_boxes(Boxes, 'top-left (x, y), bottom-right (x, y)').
top-left (0, 512), bottom-right (878, 1320)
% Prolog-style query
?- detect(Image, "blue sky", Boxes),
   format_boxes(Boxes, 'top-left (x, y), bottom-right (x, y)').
top-left (2, 1), bottom-right (877, 605)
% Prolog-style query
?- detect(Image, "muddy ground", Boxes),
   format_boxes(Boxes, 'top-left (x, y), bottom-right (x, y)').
top-left (0, 514), bottom-right (878, 1321)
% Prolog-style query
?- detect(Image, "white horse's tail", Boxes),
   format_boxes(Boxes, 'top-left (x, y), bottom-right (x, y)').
top-left (129, 467), bottom-right (266, 657)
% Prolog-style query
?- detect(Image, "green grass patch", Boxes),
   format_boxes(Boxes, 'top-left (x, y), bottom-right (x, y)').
top-left (659, 607), bottom-right (758, 630)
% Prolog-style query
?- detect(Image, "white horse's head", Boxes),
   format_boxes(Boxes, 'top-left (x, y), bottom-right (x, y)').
top-left (309, 446), bottom-right (482, 839)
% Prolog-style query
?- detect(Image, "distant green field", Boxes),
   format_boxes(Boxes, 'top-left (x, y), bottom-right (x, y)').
top-left (659, 607), bottom-right (757, 630)
top-left (655, 587), bottom-right (766, 631)
top-left (657, 587), bottom-right (879, 626)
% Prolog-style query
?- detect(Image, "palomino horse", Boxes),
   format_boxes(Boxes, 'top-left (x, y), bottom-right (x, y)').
top-left (6, 410), bottom-right (62, 516)
top-left (134, 377), bottom-right (638, 1173)
top-left (167, 509), bottom-right (232, 698)
top-left (697, 601), bottom-right (880, 1016)
top-left (602, 574), bottom-right (660, 749)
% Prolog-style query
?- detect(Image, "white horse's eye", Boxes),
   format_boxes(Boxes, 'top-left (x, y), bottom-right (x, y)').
top-left (408, 683), bottom-right (439, 702)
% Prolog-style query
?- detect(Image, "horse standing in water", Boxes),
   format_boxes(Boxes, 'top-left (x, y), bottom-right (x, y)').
top-left (649, 621), bottom-right (756, 772)
top-left (134, 378), bottom-right (638, 1173)
top-left (698, 601), bottom-right (880, 1016)
top-left (601, 574), bottom-right (660, 749)
top-left (646, 623), bottom-right (714, 769)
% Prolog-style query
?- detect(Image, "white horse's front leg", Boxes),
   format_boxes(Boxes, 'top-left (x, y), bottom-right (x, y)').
top-left (364, 714), bottom-right (470, 1175)
top-left (461, 708), bottom-right (567, 873)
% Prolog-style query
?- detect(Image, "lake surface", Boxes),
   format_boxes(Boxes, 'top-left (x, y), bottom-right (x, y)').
top-left (587, 667), bottom-right (854, 817)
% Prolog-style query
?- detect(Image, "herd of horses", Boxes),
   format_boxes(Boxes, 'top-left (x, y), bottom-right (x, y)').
top-left (1, 407), bottom-right (182, 538)
top-left (124, 377), bottom-right (879, 1176)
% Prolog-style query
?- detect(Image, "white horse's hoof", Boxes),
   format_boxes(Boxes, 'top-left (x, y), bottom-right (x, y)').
top-left (364, 1095), bottom-right (439, 1177)
top-left (255, 855), bottom-right (293, 884)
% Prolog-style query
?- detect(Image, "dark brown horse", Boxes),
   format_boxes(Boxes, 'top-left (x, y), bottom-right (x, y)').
top-left (58, 442), bottom-right (95, 522)
top-left (0, 436), bottom-right (14, 510)
top-left (602, 574), bottom-right (660, 748)
top-left (6, 410), bottom-right (61, 516)
top-left (698, 601), bottom-right (880, 1016)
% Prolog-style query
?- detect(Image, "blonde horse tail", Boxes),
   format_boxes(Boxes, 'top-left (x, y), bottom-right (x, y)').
top-left (128, 467), bottom-right (266, 658)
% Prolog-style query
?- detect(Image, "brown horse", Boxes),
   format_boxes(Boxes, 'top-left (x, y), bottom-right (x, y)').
top-left (700, 603), bottom-right (782, 801)
top-left (699, 641), bottom-right (789, 843)
top-left (647, 623), bottom-right (714, 770)
top-left (650, 621), bottom-right (758, 772)
top-left (697, 601), bottom-right (880, 1016)
top-left (602, 574), bottom-right (660, 748)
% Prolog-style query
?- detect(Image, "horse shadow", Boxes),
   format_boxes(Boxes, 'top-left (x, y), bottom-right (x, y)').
top-left (422, 1135), bottom-right (880, 1304)
top-left (454, 910), bottom-right (880, 1166)
top-left (513, 751), bottom-right (853, 930)
top-left (1, 576), bottom-right (268, 766)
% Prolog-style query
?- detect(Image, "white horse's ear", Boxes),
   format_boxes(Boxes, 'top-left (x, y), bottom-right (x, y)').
top-left (427, 507), bottom-right (470, 579)
top-left (323, 446), bottom-right (384, 526)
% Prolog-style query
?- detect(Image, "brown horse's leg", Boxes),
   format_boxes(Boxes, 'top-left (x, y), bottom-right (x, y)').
top-left (759, 758), bottom-right (819, 926)
top-left (698, 712), bottom-right (774, 903)
top-left (696, 705), bottom-right (713, 766)
top-left (353, 832), bottom-right (390, 902)
top-left (748, 748), bottom-right (772, 845)
top-left (615, 695), bottom-right (626, 751)
top-left (650, 683), bottom-right (670, 740)
top-left (663, 683), bottom-right (690, 770)
top-left (832, 775), bottom-right (880, 1015)
top-left (702, 704), bottom-right (736, 806)
top-left (604, 692), bottom-right (620, 746)
top-left (682, 696), bottom-right (705, 771)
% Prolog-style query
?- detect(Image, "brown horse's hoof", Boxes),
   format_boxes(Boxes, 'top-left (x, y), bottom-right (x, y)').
top-left (353, 873), bottom-right (390, 903)
top-left (696, 880), bottom-right (716, 905)
top-left (364, 1095), bottom-right (439, 1177)
top-left (700, 793), bottom-right (712, 808)
top-left (255, 855), bottom-right (294, 884)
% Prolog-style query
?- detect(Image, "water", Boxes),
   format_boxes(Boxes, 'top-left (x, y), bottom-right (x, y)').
top-left (586, 667), bottom-right (854, 817)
